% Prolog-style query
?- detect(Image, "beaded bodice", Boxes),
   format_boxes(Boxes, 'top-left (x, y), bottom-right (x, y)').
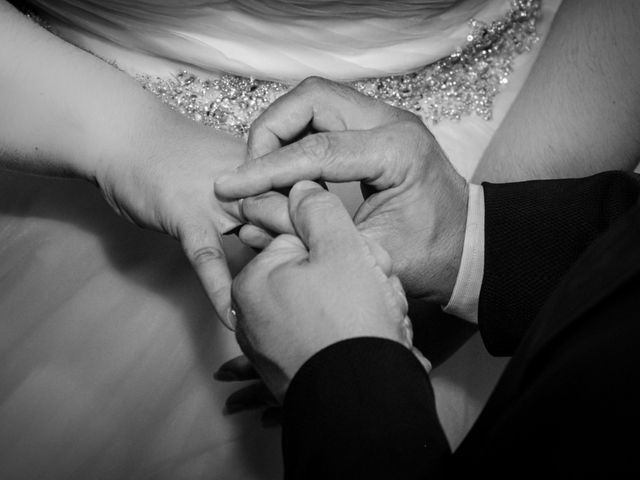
top-left (137, 0), bottom-right (541, 137)
top-left (30, 0), bottom-right (542, 136)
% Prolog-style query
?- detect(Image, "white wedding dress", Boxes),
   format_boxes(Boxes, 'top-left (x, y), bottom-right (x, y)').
top-left (0, 1), bottom-right (562, 478)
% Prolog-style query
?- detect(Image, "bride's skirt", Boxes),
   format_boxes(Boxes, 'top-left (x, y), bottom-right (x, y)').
top-left (0, 172), bottom-right (281, 478)
top-left (1, 1), bottom-right (563, 478)
top-left (0, 168), bottom-right (510, 480)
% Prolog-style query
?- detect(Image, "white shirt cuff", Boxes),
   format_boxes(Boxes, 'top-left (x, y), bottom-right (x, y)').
top-left (443, 184), bottom-right (485, 324)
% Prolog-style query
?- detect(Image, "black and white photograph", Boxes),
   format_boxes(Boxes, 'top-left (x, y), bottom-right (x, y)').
top-left (1, 0), bottom-right (639, 478)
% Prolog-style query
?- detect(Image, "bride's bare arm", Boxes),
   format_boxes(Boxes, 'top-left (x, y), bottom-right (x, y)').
top-left (473, 0), bottom-right (640, 183)
top-left (0, 0), bottom-right (245, 322)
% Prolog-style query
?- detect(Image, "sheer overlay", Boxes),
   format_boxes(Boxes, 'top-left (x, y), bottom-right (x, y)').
top-left (1, 1), bottom-right (562, 478)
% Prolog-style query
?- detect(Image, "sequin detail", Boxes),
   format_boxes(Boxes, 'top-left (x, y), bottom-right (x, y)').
top-left (138, 0), bottom-right (541, 136)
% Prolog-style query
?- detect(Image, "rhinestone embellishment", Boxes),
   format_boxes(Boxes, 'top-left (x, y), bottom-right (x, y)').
top-left (138, 0), bottom-right (541, 136)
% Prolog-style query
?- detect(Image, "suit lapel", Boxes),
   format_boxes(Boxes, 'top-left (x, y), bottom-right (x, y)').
top-left (522, 203), bottom-right (640, 359)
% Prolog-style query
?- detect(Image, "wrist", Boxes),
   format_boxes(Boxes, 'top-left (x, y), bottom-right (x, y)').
top-left (91, 92), bottom-right (243, 185)
top-left (417, 173), bottom-right (468, 305)
top-left (442, 183), bottom-right (485, 323)
top-left (87, 89), bottom-right (178, 184)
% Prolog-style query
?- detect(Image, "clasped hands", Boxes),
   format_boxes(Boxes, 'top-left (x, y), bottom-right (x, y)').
top-left (215, 77), bottom-right (469, 402)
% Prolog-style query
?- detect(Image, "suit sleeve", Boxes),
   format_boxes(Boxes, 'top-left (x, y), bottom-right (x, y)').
top-left (282, 337), bottom-right (451, 480)
top-left (479, 171), bottom-right (640, 355)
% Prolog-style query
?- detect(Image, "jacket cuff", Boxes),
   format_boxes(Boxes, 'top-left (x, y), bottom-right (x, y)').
top-left (479, 171), bottom-right (639, 355)
top-left (283, 337), bottom-right (450, 480)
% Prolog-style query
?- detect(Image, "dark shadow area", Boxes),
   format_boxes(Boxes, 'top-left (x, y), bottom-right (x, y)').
top-left (408, 299), bottom-right (479, 368)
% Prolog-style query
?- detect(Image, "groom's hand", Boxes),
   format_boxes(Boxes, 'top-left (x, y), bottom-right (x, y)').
top-left (231, 181), bottom-right (426, 402)
top-left (216, 77), bottom-right (468, 304)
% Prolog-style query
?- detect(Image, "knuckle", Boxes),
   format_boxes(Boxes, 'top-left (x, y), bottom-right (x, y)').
top-left (187, 245), bottom-right (225, 266)
top-left (394, 107), bottom-right (422, 124)
top-left (248, 114), bottom-right (261, 133)
top-left (247, 119), bottom-right (273, 157)
top-left (393, 120), bottom-right (434, 160)
top-left (268, 264), bottom-right (296, 290)
top-left (299, 75), bottom-right (329, 91)
top-left (254, 190), bottom-right (282, 203)
top-left (242, 191), bottom-right (278, 213)
top-left (296, 188), bottom-right (338, 215)
top-left (397, 118), bottom-right (428, 139)
top-left (247, 122), bottom-right (261, 148)
top-left (296, 132), bottom-right (333, 161)
top-left (209, 284), bottom-right (230, 304)
top-left (234, 160), bottom-right (253, 175)
top-left (240, 195), bottom-right (259, 213)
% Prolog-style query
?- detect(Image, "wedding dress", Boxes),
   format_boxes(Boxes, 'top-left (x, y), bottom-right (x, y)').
top-left (0, 1), bottom-right (562, 478)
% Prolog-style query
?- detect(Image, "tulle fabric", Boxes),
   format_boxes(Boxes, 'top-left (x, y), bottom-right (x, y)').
top-left (1, 1), bottom-right (563, 478)
top-left (26, 0), bottom-right (511, 81)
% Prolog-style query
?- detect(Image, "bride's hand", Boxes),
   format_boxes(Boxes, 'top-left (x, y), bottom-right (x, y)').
top-left (0, 1), bottom-right (246, 325)
top-left (92, 113), bottom-right (245, 324)
top-left (229, 182), bottom-right (421, 402)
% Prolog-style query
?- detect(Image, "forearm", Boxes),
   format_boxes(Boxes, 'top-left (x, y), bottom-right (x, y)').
top-left (0, 1), bottom-right (240, 181)
top-left (479, 171), bottom-right (640, 355)
top-left (473, 0), bottom-right (640, 183)
top-left (283, 338), bottom-right (450, 479)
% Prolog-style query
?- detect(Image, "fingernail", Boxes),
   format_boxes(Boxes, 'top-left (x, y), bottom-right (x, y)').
top-left (219, 307), bottom-right (237, 332)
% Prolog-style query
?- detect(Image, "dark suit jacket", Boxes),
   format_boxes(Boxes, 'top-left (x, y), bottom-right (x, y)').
top-left (281, 171), bottom-right (640, 478)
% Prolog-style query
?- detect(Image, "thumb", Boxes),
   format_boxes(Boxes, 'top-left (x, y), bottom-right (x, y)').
top-left (288, 181), bottom-right (363, 262)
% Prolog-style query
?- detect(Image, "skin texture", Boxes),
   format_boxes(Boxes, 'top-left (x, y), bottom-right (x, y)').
top-left (214, 78), bottom-right (467, 405)
top-left (231, 181), bottom-right (429, 401)
top-left (217, 77), bottom-right (469, 305)
top-left (473, 0), bottom-right (640, 183)
top-left (0, 0), bottom-right (245, 321)
top-left (213, 0), bottom-right (640, 409)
